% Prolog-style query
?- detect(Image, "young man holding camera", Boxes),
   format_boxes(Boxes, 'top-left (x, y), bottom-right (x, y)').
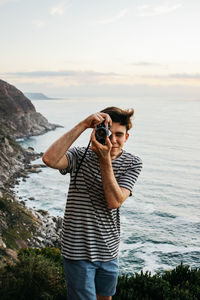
top-left (42, 107), bottom-right (142, 300)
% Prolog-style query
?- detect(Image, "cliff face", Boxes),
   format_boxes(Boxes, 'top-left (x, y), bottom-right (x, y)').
top-left (0, 130), bottom-right (40, 189)
top-left (0, 79), bottom-right (62, 261)
top-left (0, 79), bottom-right (59, 138)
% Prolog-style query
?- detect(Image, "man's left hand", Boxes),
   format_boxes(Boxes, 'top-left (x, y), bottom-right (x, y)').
top-left (90, 130), bottom-right (112, 162)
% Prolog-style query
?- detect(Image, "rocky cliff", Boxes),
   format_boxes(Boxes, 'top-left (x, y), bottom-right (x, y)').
top-left (0, 79), bottom-right (61, 189)
top-left (0, 79), bottom-right (62, 263)
top-left (0, 79), bottom-right (59, 138)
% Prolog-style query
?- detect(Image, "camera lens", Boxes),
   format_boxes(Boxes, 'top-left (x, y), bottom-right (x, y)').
top-left (97, 128), bottom-right (106, 138)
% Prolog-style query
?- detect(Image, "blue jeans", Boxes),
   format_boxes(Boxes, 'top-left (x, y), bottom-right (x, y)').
top-left (63, 258), bottom-right (119, 300)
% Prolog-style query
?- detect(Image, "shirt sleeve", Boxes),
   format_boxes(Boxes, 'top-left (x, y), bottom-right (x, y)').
top-left (118, 156), bottom-right (143, 195)
top-left (59, 147), bottom-right (80, 175)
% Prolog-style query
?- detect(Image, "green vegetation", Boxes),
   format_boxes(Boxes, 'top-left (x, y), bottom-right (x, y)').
top-left (0, 247), bottom-right (199, 299)
top-left (114, 264), bottom-right (200, 299)
top-left (0, 248), bottom-right (66, 300)
top-left (0, 192), bottom-right (36, 250)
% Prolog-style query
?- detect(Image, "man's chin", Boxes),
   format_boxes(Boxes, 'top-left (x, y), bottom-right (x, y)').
top-left (111, 148), bottom-right (122, 159)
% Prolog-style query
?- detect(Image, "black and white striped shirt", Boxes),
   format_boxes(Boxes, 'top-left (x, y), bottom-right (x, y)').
top-left (60, 147), bottom-right (142, 262)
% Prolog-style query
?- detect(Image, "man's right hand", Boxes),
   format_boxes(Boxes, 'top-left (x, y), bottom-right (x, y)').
top-left (82, 112), bottom-right (112, 129)
top-left (42, 112), bottom-right (112, 170)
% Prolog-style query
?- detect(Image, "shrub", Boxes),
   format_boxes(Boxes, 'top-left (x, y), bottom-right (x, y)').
top-left (18, 247), bottom-right (63, 264)
top-left (113, 264), bottom-right (200, 300)
top-left (0, 248), bottom-right (66, 300)
top-left (0, 248), bottom-right (200, 300)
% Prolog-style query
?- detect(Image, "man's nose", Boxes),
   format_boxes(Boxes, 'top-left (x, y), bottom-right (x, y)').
top-left (109, 134), bottom-right (116, 143)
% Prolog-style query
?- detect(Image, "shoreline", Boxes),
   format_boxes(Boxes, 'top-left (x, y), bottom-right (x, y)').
top-left (14, 161), bottom-right (63, 249)
top-left (0, 138), bottom-right (62, 263)
top-left (15, 152), bottom-right (63, 242)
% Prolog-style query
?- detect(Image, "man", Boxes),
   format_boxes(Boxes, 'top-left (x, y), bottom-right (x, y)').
top-left (42, 106), bottom-right (142, 300)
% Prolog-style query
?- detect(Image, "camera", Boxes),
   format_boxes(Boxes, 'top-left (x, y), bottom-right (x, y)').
top-left (95, 120), bottom-right (111, 144)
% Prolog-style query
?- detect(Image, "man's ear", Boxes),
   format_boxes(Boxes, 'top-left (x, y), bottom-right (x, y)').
top-left (125, 132), bottom-right (129, 142)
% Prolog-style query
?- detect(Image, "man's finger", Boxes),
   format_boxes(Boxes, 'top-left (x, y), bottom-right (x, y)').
top-left (99, 113), bottom-right (112, 126)
top-left (90, 129), bottom-right (95, 140)
top-left (105, 136), bottom-right (112, 148)
top-left (95, 113), bottom-right (104, 123)
top-left (90, 129), bottom-right (99, 145)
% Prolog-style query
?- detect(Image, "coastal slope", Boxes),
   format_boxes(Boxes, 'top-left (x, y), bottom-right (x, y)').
top-left (0, 79), bottom-right (59, 138)
top-left (0, 79), bottom-right (62, 263)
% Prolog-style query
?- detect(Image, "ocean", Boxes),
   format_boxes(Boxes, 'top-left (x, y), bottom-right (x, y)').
top-left (15, 97), bottom-right (200, 275)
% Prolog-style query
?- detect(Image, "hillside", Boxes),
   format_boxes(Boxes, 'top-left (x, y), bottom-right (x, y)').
top-left (0, 79), bottom-right (59, 138)
top-left (24, 92), bottom-right (52, 100)
top-left (0, 79), bottom-right (62, 263)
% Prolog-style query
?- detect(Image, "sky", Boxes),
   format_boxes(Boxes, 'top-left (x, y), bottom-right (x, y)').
top-left (0, 0), bottom-right (200, 98)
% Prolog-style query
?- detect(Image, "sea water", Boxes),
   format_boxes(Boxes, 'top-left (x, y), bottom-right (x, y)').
top-left (15, 97), bottom-right (200, 274)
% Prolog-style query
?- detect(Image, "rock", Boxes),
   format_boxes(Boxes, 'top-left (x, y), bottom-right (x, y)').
top-left (0, 79), bottom-right (61, 139)
top-left (51, 236), bottom-right (57, 243)
top-left (28, 146), bottom-right (35, 151)
top-left (15, 239), bottom-right (28, 249)
top-left (39, 232), bottom-right (46, 238)
top-left (35, 236), bottom-right (44, 243)
top-left (4, 138), bottom-right (14, 153)
top-left (5, 248), bottom-right (18, 261)
top-left (37, 209), bottom-right (49, 216)
top-left (32, 163), bottom-right (46, 169)
top-left (0, 79), bottom-right (63, 257)
top-left (28, 167), bottom-right (41, 173)
top-left (57, 217), bottom-right (63, 229)
top-left (0, 235), bottom-right (6, 248)
top-left (28, 212), bottom-right (63, 248)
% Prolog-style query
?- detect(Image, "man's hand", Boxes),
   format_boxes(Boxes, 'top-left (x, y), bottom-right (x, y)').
top-left (90, 130), bottom-right (112, 161)
top-left (91, 130), bottom-right (130, 210)
top-left (42, 111), bottom-right (112, 170)
top-left (82, 112), bottom-right (112, 129)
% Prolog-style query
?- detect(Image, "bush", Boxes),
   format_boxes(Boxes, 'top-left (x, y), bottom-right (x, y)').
top-left (0, 248), bottom-right (199, 300)
top-left (113, 264), bottom-right (200, 300)
top-left (18, 247), bottom-right (63, 264)
top-left (0, 248), bottom-right (66, 300)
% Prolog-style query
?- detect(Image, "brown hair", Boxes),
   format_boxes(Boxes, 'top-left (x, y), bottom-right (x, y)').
top-left (101, 106), bottom-right (134, 131)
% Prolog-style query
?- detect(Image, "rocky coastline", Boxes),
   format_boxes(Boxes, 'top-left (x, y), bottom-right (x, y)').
top-left (0, 79), bottom-right (63, 263)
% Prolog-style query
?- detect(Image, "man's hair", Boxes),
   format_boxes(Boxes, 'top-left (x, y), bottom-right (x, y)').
top-left (101, 106), bottom-right (134, 131)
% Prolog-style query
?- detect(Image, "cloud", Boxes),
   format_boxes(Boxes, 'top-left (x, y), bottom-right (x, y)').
top-left (4, 70), bottom-right (120, 86)
top-left (6, 70), bottom-right (118, 78)
top-left (50, 1), bottom-right (69, 16)
top-left (0, 0), bottom-right (19, 5)
top-left (3, 70), bottom-right (200, 98)
top-left (169, 73), bottom-right (200, 79)
top-left (94, 8), bottom-right (128, 24)
top-left (130, 61), bottom-right (161, 67)
top-left (137, 2), bottom-right (182, 17)
top-left (32, 20), bottom-right (46, 28)
top-left (5, 70), bottom-right (200, 82)
top-left (3, 70), bottom-right (200, 99)
top-left (141, 73), bottom-right (200, 79)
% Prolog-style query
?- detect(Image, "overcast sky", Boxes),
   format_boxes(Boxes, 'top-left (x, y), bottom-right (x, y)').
top-left (0, 0), bottom-right (200, 97)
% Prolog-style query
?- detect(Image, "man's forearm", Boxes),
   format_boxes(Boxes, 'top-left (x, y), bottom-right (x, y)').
top-left (42, 121), bottom-right (86, 168)
top-left (99, 158), bottom-right (126, 210)
top-left (43, 112), bottom-right (111, 169)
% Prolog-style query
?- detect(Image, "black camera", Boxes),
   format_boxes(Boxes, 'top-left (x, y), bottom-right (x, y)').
top-left (95, 120), bottom-right (111, 145)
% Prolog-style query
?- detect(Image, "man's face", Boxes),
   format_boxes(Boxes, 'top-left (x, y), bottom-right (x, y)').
top-left (109, 122), bottom-right (129, 160)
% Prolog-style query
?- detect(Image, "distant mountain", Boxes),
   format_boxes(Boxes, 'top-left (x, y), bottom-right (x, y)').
top-left (25, 93), bottom-right (52, 100)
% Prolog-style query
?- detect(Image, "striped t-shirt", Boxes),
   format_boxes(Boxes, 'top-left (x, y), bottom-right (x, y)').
top-left (60, 146), bottom-right (142, 262)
